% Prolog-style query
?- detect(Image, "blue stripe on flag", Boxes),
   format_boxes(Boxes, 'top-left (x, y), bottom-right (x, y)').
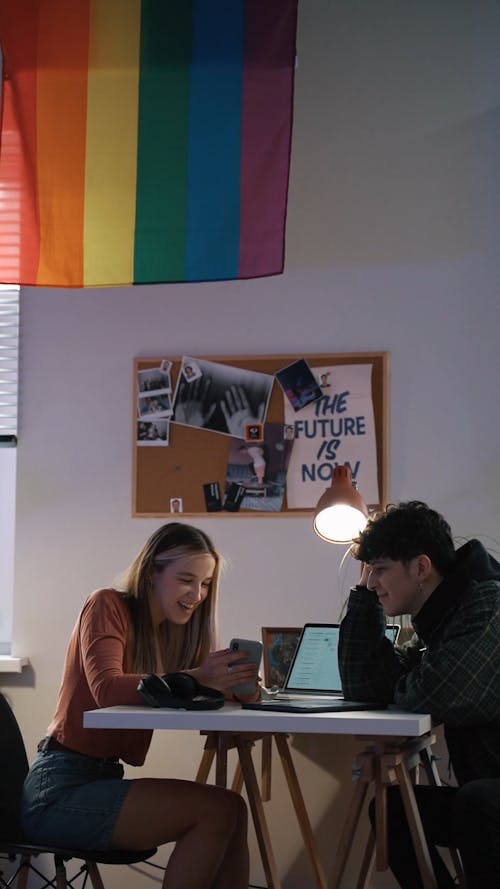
top-left (185, 0), bottom-right (244, 280)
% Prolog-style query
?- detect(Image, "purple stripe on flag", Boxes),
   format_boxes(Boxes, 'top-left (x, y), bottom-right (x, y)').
top-left (238, 0), bottom-right (297, 278)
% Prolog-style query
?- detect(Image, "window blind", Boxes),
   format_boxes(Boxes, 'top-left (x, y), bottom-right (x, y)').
top-left (0, 286), bottom-right (19, 444)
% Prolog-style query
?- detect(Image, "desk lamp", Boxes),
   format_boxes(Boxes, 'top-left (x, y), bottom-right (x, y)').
top-left (313, 465), bottom-right (369, 544)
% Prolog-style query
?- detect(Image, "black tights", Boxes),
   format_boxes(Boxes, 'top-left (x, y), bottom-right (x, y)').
top-left (368, 780), bottom-right (500, 889)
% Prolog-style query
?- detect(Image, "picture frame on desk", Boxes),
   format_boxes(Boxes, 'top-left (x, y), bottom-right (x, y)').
top-left (261, 626), bottom-right (301, 689)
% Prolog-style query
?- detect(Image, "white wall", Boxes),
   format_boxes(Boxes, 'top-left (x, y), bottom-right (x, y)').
top-left (3, 2), bottom-right (499, 887)
top-left (0, 448), bottom-right (16, 650)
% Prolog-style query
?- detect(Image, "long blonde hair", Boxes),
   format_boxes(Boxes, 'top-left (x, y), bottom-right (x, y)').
top-left (116, 523), bottom-right (220, 674)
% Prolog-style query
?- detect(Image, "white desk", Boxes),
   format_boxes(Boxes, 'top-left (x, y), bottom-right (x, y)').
top-left (84, 703), bottom-right (431, 736)
top-left (84, 704), bottom-right (436, 889)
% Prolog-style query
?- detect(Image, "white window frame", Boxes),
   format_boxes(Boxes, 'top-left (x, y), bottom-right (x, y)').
top-left (0, 285), bottom-right (20, 662)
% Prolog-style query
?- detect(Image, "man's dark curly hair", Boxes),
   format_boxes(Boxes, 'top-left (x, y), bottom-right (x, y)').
top-left (353, 501), bottom-right (456, 576)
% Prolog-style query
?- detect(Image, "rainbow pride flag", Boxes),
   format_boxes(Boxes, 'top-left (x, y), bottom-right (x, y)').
top-left (0, 0), bottom-right (297, 287)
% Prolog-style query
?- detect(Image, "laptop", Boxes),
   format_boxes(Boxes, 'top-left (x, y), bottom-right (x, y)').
top-left (242, 622), bottom-right (396, 714)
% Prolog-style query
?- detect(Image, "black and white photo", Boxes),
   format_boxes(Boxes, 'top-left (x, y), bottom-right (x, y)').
top-left (172, 356), bottom-right (274, 437)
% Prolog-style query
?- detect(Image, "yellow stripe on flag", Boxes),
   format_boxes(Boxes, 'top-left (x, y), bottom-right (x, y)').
top-left (84, 0), bottom-right (141, 286)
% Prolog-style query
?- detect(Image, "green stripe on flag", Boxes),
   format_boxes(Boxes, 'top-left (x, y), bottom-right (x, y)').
top-left (134, 1), bottom-right (192, 282)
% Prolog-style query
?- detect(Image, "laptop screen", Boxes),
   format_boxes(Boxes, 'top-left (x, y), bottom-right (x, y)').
top-left (285, 624), bottom-right (342, 694)
top-left (284, 622), bottom-right (400, 695)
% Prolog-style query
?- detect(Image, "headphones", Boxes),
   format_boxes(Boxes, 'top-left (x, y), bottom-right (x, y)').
top-left (137, 672), bottom-right (224, 710)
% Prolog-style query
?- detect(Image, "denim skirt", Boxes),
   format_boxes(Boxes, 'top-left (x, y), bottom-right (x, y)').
top-left (21, 747), bottom-right (132, 851)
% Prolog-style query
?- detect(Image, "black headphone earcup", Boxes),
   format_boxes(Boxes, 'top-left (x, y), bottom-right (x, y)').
top-left (137, 674), bottom-right (178, 708)
top-left (163, 672), bottom-right (199, 699)
top-left (137, 675), bottom-right (162, 708)
top-left (137, 672), bottom-right (225, 710)
top-left (163, 673), bottom-right (224, 709)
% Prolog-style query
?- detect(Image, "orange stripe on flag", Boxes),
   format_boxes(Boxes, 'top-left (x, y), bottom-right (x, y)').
top-left (36, 0), bottom-right (90, 286)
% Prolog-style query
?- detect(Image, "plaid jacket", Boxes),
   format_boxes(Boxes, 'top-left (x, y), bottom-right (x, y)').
top-left (338, 540), bottom-right (500, 784)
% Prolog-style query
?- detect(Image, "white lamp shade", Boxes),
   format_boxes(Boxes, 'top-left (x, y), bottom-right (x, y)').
top-left (313, 503), bottom-right (368, 544)
top-left (313, 465), bottom-right (369, 544)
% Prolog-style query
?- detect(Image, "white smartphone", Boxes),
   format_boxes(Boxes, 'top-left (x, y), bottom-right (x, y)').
top-left (385, 623), bottom-right (400, 644)
top-left (229, 638), bottom-right (263, 697)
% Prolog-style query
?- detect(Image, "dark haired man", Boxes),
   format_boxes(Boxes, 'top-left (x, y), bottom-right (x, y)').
top-left (339, 501), bottom-right (500, 889)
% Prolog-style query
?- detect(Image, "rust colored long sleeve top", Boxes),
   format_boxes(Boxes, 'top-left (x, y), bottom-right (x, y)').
top-left (47, 588), bottom-right (152, 766)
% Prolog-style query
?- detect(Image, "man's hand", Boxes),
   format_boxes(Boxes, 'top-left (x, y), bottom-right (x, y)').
top-left (359, 562), bottom-right (370, 587)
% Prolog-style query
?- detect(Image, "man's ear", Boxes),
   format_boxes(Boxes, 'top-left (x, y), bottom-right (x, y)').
top-left (415, 554), bottom-right (433, 580)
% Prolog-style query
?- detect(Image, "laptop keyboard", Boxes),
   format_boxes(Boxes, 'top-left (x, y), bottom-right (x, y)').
top-left (271, 692), bottom-right (343, 702)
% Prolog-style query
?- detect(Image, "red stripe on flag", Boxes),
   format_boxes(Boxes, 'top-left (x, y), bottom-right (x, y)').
top-left (0, 0), bottom-right (41, 284)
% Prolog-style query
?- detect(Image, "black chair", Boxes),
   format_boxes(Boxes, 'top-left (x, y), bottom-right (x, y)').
top-left (0, 692), bottom-right (158, 889)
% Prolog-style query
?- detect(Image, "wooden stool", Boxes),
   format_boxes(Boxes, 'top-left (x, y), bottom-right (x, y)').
top-left (330, 732), bottom-right (466, 889)
top-left (353, 736), bottom-right (466, 889)
top-left (196, 731), bottom-right (327, 889)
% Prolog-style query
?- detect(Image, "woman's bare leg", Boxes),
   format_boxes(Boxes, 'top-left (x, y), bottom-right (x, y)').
top-left (110, 778), bottom-right (249, 889)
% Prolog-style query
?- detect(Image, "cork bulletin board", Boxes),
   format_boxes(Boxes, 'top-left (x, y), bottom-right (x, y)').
top-left (133, 352), bottom-right (389, 517)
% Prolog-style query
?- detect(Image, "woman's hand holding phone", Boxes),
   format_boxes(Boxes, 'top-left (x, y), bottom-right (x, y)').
top-left (227, 638), bottom-right (262, 700)
top-left (192, 641), bottom-right (262, 700)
